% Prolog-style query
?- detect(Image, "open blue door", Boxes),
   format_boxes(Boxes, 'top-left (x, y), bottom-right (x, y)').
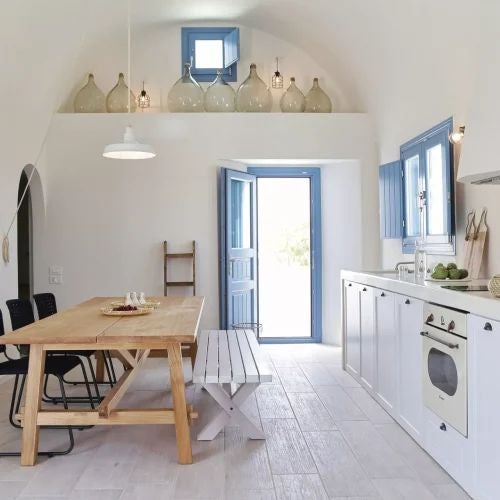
top-left (219, 168), bottom-right (258, 330)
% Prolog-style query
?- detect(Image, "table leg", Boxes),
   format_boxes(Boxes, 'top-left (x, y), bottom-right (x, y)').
top-left (167, 342), bottom-right (193, 464)
top-left (21, 345), bottom-right (46, 465)
top-left (188, 342), bottom-right (197, 370)
top-left (95, 351), bottom-right (105, 383)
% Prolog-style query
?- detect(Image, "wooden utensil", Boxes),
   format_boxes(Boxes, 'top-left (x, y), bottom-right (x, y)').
top-left (470, 208), bottom-right (488, 279)
top-left (461, 210), bottom-right (476, 273)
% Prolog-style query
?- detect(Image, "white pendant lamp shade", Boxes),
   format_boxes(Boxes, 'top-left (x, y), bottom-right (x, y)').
top-left (103, 125), bottom-right (156, 159)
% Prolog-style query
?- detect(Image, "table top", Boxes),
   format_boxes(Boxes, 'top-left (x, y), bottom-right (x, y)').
top-left (0, 296), bottom-right (204, 346)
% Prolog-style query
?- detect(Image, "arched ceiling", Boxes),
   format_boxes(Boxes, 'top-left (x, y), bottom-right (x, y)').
top-left (0, 0), bottom-right (484, 162)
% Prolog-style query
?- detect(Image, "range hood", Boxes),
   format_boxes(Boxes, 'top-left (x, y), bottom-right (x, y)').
top-left (457, 4), bottom-right (500, 185)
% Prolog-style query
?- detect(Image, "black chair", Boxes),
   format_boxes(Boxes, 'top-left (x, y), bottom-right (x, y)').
top-left (33, 293), bottom-right (116, 392)
top-left (0, 308), bottom-right (86, 457)
top-left (6, 298), bottom-right (97, 407)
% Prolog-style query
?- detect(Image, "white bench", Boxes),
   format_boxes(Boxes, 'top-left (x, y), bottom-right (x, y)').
top-left (193, 329), bottom-right (272, 440)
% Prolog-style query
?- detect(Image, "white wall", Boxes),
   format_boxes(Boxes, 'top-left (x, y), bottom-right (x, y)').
top-left (35, 114), bottom-right (376, 344)
top-left (321, 161), bottom-right (362, 344)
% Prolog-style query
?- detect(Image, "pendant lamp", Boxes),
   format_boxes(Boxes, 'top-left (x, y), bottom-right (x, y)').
top-left (103, 0), bottom-right (155, 160)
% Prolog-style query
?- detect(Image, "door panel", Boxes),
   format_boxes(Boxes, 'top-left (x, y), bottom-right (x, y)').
top-left (219, 168), bottom-right (257, 330)
top-left (345, 282), bottom-right (361, 377)
top-left (360, 286), bottom-right (376, 391)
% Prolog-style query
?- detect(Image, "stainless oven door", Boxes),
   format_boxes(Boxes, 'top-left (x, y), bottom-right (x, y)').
top-left (421, 326), bottom-right (467, 436)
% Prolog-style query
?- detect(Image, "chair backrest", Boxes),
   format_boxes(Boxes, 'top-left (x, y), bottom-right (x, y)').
top-left (0, 310), bottom-right (5, 354)
top-left (6, 299), bottom-right (35, 331)
top-left (33, 293), bottom-right (58, 320)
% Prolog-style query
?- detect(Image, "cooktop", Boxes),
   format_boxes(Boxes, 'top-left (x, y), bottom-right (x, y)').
top-left (441, 285), bottom-right (489, 292)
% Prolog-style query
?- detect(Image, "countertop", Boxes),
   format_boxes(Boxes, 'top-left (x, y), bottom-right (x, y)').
top-left (341, 270), bottom-right (500, 322)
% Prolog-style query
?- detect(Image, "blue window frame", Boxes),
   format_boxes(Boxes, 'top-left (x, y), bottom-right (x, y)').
top-left (401, 117), bottom-right (455, 254)
top-left (181, 27), bottom-right (239, 82)
top-left (247, 166), bottom-right (322, 344)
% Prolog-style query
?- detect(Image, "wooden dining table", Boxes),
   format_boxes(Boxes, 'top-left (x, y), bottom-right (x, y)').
top-left (0, 296), bottom-right (204, 466)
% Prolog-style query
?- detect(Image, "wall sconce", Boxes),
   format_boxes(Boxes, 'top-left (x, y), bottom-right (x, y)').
top-left (272, 57), bottom-right (283, 89)
top-left (449, 125), bottom-right (465, 144)
top-left (137, 81), bottom-right (151, 109)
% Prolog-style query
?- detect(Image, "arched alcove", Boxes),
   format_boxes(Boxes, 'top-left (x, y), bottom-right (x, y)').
top-left (17, 165), bottom-right (44, 299)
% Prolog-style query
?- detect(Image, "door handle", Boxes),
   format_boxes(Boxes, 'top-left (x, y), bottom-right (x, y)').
top-left (420, 331), bottom-right (459, 349)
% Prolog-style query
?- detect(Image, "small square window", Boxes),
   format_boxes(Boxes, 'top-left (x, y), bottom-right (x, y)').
top-left (194, 39), bottom-right (223, 69)
top-left (181, 27), bottom-right (240, 82)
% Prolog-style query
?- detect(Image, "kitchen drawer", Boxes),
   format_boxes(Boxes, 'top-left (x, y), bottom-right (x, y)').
top-left (423, 407), bottom-right (473, 494)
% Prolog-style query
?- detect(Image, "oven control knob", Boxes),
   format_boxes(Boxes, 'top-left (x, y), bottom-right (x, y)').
top-left (440, 423), bottom-right (447, 432)
top-left (426, 314), bottom-right (434, 323)
top-left (448, 321), bottom-right (455, 332)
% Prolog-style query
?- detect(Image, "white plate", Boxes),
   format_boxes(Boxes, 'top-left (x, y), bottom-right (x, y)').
top-left (424, 277), bottom-right (472, 284)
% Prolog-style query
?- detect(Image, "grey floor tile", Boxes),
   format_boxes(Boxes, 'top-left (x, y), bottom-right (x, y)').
top-left (273, 473), bottom-right (329, 499)
top-left (288, 392), bottom-right (337, 431)
top-left (344, 388), bottom-right (394, 424)
top-left (275, 366), bottom-right (314, 393)
top-left (256, 384), bottom-right (294, 419)
top-left (328, 366), bottom-right (362, 387)
top-left (375, 423), bottom-right (453, 486)
top-left (337, 421), bottom-right (416, 479)
top-left (428, 483), bottom-right (472, 500)
top-left (299, 362), bottom-right (339, 386)
top-left (315, 385), bottom-right (367, 421)
top-left (304, 430), bottom-right (377, 498)
top-left (262, 418), bottom-right (316, 474)
top-left (372, 478), bottom-right (436, 500)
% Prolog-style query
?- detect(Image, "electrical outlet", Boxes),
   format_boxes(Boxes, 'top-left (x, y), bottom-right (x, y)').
top-left (49, 275), bottom-right (62, 284)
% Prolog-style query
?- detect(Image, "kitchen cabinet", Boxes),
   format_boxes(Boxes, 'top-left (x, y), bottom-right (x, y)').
top-left (396, 295), bottom-right (423, 444)
top-left (469, 315), bottom-right (500, 500)
top-left (360, 286), bottom-right (376, 391)
top-left (344, 281), bottom-right (361, 378)
top-left (375, 290), bottom-right (397, 415)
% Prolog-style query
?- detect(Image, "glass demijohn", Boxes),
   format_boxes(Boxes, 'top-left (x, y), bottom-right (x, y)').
top-left (167, 63), bottom-right (204, 112)
top-left (280, 77), bottom-right (305, 112)
top-left (204, 70), bottom-right (235, 112)
top-left (305, 78), bottom-right (332, 113)
top-left (236, 63), bottom-right (272, 112)
top-left (106, 73), bottom-right (136, 113)
top-left (73, 73), bottom-right (106, 113)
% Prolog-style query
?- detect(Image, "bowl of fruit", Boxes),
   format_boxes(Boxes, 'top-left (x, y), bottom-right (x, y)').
top-left (100, 304), bottom-right (154, 316)
top-left (425, 263), bottom-right (471, 283)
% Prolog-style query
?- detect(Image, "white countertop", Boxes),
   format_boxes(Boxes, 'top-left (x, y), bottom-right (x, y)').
top-left (341, 270), bottom-right (500, 322)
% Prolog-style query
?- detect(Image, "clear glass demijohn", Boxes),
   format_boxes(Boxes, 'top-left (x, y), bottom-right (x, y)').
top-left (73, 73), bottom-right (106, 113)
top-left (236, 63), bottom-right (272, 112)
top-left (280, 77), bottom-right (305, 113)
top-left (305, 77), bottom-right (332, 113)
top-left (106, 73), bottom-right (136, 113)
top-left (204, 70), bottom-right (235, 112)
top-left (167, 63), bottom-right (204, 112)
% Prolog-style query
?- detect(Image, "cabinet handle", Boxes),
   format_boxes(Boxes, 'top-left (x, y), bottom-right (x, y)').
top-left (348, 283), bottom-right (352, 287)
top-left (440, 423), bottom-right (447, 432)
top-left (362, 287), bottom-right (367, 292)
top-left (381, 292), bottom-right (385, 297)
top-left (405, 299), bottom-right (410, 305)
top-left (484, 322), bottom-right (493, 332)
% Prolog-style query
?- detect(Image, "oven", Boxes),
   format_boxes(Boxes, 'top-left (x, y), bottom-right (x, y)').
top-left (421, 303), bottom-right (468, 436)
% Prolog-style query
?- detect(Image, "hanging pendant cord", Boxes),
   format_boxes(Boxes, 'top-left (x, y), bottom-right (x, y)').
top-left (2, 116), bottom-right (53, 263)
top-left (127, 0), bottom-right (131, 118)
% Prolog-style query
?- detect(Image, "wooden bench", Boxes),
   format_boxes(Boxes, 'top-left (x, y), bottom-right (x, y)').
top-left (193, 329), bottom-right (272, 440)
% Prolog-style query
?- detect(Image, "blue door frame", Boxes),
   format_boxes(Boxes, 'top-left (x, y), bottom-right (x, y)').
top-left (248, 166), bottom-right (322, 344)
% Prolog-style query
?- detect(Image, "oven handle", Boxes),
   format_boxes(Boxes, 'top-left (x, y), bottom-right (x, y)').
top-left (420, 331), bottom-right (459, 349)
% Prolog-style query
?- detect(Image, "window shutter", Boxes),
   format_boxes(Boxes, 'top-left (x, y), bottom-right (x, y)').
top-left (224, 28), bottom-right (240, 68)
top-left (379, 161), bottom-right (403, 239)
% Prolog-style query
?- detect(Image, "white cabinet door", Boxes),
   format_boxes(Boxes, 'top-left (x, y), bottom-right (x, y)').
top-left (469, 315), bottom-right (500, 500)
top-left (360, 286), bottom-right (376, 391)
top-left (344, 281), bottom-right (361, 378)
top-left (375, 290), bottom-right (397, 415)
top-left (396, 296), bottom-right (424, 444)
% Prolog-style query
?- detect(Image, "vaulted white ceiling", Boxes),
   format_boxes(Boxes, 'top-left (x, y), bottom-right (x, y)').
top-left (0, 0), bottom-right (484, 165)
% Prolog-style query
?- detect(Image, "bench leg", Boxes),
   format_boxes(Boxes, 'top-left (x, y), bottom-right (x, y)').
top-left (198, 383), bottom-right (264, 441)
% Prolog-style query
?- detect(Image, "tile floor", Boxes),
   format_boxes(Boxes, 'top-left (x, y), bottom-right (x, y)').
top-left (0, 344), bottom-right (471, 499)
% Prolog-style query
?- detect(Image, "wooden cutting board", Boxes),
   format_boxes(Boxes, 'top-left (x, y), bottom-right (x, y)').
top-left (461, 211), bottom-right (476, 273)
top-left (469, 209), bottom-right (488, 279)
